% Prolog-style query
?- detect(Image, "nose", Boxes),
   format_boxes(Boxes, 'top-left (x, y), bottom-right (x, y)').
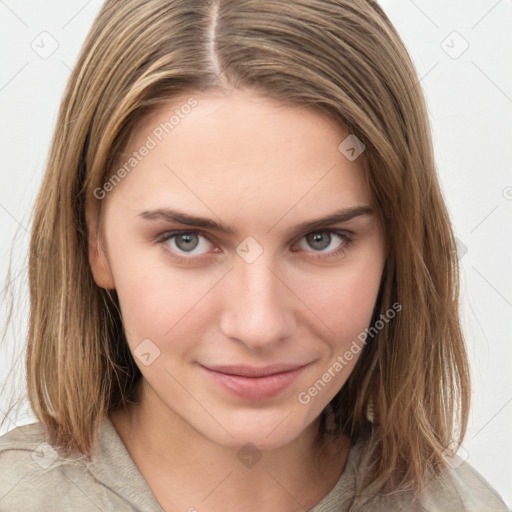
top-left (219, 257), bottom-right (296, 351)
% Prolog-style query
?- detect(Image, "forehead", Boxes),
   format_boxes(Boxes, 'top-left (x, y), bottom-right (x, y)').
top-left (106, 89), bottom-right (371, 222)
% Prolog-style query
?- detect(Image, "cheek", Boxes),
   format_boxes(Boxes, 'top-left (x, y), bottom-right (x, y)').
top-left (114, 272), bottom-right (213, 342)
top-left (295, 255), bottom-right (383, 348)
top-left (106, 242), bottom-right (211, 344)
top-left (110, 261), bottom-right (244, 375)
top-left (295, 255), bottom-right (384, 412)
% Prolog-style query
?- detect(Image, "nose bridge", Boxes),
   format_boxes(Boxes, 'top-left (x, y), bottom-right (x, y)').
top-left (239, 258), bottom-right (279, 305)
top-left (219, 252), bottom-right (294, 348)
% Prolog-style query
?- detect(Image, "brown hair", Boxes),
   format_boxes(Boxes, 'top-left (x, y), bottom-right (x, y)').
top-left (1, 0), bottom-right (470, 498)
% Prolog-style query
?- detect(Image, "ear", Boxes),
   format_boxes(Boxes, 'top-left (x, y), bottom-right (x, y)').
top-left (85, 200), bottom-right (116, 290)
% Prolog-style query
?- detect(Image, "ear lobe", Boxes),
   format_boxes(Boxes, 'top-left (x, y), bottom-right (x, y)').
top-left (85, 201), bottom-right (116, 290)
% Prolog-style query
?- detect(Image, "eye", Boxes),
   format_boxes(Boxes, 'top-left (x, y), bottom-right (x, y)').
top-left (157, 230), bottom-right (213, 259)
top-left (294, 229), bottom-right (353, 259)
top-left (156, 228), bottom-right (353, 263)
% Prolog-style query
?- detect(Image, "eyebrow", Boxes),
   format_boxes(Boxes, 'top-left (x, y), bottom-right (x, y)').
top-left (138, 205), bottom-right (373, 236)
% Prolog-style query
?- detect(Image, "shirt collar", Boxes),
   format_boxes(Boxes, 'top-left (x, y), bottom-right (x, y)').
top-left (86, 414), bottom-right (165, 510)
top-left (87, 413), bottom-right (362, 512)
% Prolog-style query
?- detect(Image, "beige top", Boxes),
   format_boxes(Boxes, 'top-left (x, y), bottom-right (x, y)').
top-left (0, 415), bottom-right (509, 511)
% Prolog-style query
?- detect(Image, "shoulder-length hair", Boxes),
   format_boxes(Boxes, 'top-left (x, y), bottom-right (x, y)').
top-left (9, 0), bottom-right (469, 497)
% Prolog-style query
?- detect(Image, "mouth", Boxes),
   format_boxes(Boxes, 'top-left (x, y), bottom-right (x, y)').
top-left (203, 363), bottom-right (308, 377)
top-left (199, 363), bottom-right (310, 401)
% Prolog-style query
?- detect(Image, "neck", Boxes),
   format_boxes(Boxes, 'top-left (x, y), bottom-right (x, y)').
top-left (109, 383), bottom-right (350, 512)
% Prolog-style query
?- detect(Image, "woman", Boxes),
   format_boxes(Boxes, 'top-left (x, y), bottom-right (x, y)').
top-left (0, 0), bottom-right (509, 510)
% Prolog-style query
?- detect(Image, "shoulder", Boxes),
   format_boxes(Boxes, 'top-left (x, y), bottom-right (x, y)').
top-left (0, 422), bottom-right (82, 511)
top-left (348, 439), bottom-right (510, 512)
top-left (419, 457), bottom-right (511, 512)
top-left (0, 421), bottom-right (136, 512)
top-left (0, 420), bottom-right (63, 488)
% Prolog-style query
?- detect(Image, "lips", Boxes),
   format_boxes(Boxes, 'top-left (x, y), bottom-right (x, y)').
top-left (203, 363), bottom-right (307, 378)
top-left (200, 362), bottom-right (310, 401)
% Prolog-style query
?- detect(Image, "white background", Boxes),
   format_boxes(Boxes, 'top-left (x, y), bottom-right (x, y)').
top-left (1, 0), bottom-right (511, 506)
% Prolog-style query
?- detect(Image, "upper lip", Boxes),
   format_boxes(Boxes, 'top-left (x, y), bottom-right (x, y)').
top-left (201, 363), bottom-right (309, 378)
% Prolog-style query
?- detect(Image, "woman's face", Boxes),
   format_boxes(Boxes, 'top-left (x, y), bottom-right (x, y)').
top-left (87, 88), bottom-right (386, 450)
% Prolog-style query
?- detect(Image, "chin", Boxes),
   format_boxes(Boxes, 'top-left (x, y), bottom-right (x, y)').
top-left (196, 407), bottom-right (319, 452)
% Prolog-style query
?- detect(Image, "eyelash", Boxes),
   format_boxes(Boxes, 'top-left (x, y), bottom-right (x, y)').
top-left (155, 229), bottom-right (354, 264)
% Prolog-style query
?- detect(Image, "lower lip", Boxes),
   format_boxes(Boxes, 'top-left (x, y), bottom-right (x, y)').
top-left (201, 365), bottom-right (308, 401)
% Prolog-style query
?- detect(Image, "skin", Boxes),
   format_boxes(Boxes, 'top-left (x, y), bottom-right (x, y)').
top-left (86, 88), bottom-right (386, 512)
